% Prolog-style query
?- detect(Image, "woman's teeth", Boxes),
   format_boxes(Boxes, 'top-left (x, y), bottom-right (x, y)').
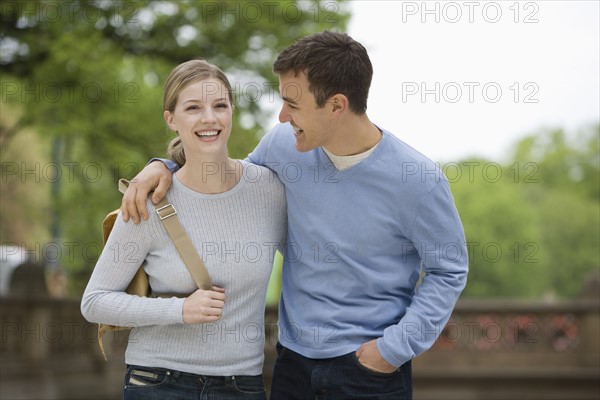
top-left (196, 130), bottom-right (219, 138)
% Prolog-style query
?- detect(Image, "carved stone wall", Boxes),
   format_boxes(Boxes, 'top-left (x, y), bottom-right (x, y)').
top-left (1, 296), bottom-right (598, 399)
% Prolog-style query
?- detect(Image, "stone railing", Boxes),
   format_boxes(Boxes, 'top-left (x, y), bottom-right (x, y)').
top-left (410, 298), bottom-right (599, 400)
top-left (1, 296), bottom-right (598, 399)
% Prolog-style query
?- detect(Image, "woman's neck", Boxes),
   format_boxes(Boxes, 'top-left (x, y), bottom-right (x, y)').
top-left (177, 157), bottom-right (242, 194)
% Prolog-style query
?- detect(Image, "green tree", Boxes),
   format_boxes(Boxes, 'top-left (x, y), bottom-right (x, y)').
top-left (511, 126), bottom-right (600, 202)
top-left (448, 159), bottom-right (549, 298)
top-left (449, 125), bottom-right (600, 298)
top-left (510, 125), bottom-right (600, 297)
top-left (1, 0), bottom-right (350, 294)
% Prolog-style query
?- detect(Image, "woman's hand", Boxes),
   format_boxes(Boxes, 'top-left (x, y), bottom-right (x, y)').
top-left (182, 286), bottom-right (226, 324)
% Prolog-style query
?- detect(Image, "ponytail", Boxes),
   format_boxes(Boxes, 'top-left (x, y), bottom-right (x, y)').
top-left (167, 136), bottom-right (186, 167)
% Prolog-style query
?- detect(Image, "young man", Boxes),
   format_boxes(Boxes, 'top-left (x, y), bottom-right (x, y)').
top-left (122, 32), bottom-right (468, 400)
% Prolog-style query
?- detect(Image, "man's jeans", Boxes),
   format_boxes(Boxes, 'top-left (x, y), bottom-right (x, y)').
top-left (122, 364), bottom-right (266, 400)
top-left (270, 342), bottom-right (412, 400)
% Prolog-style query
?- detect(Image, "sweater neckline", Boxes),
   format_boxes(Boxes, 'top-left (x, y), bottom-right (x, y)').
top-left (172, 160), bottom-right (248, 199)
top-left (317, 128), bottom-right (389, 179)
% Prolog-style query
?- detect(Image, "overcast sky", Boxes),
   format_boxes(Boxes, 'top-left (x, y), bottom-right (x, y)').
top-left (345, 0), bottom-right (599, 162)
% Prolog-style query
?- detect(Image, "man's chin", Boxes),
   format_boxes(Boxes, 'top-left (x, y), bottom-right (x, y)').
top-left (294, 142), bottom-right (315, 153)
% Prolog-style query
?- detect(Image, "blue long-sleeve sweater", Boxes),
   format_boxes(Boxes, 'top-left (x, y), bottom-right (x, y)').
top-left (247, 123), bottom-right (468, 367)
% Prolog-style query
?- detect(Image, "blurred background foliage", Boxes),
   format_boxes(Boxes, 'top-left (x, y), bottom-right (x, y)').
top-left (1, 0), bottom-right (351, 294)
top-left (1, 1), bottom-right (598, 300)
top-left (450, 125), bottom-right (599, 299)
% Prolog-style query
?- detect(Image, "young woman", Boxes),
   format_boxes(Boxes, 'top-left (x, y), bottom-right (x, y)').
top-left (81, 59), bottom-right (286, 400)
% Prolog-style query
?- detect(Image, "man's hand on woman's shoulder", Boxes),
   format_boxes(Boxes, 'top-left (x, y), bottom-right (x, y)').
top-left (122, 161), bottom-right (173, 223)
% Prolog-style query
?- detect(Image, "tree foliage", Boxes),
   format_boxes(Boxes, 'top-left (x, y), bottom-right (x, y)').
top-left (2, 1), bottom-right (597, 300)
top-left (450, 125), bottom-right (600, 298)
top-left (1, 0), bottom-right (350, 293)
top-left (510, 125), bottom-right (600, 297)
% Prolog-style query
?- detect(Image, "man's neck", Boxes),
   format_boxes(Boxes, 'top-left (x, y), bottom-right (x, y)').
top-left (322, 114), bottom-right (382, 156)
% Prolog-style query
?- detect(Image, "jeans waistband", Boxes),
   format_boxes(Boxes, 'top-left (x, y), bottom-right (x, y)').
top-left (127, 364), bottom-right (260, 383)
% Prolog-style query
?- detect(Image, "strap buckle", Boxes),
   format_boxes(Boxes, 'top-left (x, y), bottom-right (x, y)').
top-left (156, 204), bottom-right (177, 220)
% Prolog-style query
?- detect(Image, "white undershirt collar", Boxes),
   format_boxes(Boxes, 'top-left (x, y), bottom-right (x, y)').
top-left (322, 141), bottom-right (381, 171)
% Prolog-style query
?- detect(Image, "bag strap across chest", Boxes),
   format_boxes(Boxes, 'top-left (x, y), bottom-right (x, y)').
top-left (119, 179), bottom-right (212, 290)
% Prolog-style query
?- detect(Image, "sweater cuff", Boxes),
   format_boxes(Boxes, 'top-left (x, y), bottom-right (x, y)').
top-left (152, 297), bottom-right (186, 325)
top-left (148, 158), bottom-right (179, 174)
top-left (169, 297), bottom-right (186, 324)
top-left (377, 335), bottom-right (410, 368)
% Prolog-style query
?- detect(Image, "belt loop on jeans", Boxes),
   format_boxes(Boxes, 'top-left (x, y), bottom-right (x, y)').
top-left (170, 370), bottom-right (181, 381)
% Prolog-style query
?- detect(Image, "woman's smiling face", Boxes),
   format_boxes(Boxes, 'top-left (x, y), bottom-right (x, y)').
top-left (164, 78), bottom-right (233, 157)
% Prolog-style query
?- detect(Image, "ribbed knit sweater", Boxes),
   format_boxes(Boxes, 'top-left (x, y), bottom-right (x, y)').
top-left (81, 161), bottom-right (287, 376)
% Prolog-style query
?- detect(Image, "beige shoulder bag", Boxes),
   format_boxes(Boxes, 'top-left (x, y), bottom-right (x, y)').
top-left (97, 179), bottom-right (211, 360)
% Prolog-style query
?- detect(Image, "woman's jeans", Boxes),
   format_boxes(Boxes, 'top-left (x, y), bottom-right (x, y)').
top-left (122, 364), bottom-right (266, 400)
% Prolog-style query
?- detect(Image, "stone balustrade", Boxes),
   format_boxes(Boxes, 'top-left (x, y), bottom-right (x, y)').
top-left (1, 296), bottom-right (598, 399)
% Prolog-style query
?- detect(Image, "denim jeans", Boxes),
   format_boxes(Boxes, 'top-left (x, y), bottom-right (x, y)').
top-left (269, 342), bottom-right (412, 400)
top-left (122, 364), bottom-right (266, 400)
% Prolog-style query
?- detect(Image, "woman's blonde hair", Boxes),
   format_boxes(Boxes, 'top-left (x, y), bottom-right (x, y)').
top-left (164, 59), bottom-right (234, 166)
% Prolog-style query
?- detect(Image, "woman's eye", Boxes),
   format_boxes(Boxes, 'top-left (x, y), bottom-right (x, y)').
top-left (216, 103), bottom-right (228, 108)
top-left (186, 105), bottom-right (199, 111)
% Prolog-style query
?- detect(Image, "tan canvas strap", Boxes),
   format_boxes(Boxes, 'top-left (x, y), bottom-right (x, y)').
top-left (119, 179), bottom-right (212, 290)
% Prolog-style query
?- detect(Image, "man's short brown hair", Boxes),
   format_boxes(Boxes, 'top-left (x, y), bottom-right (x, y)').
top-left (274, 31), bottom-right (373, 114)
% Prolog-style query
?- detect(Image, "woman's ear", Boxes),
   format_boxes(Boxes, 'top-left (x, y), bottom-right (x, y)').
top-left (164, 110), bottom-right (177, 131)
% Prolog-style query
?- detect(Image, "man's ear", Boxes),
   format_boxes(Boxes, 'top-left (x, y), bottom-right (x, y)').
top-left (330, 94), bottom-right (348, 115)
top-left (164, 110), bottom-right (177, 131)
